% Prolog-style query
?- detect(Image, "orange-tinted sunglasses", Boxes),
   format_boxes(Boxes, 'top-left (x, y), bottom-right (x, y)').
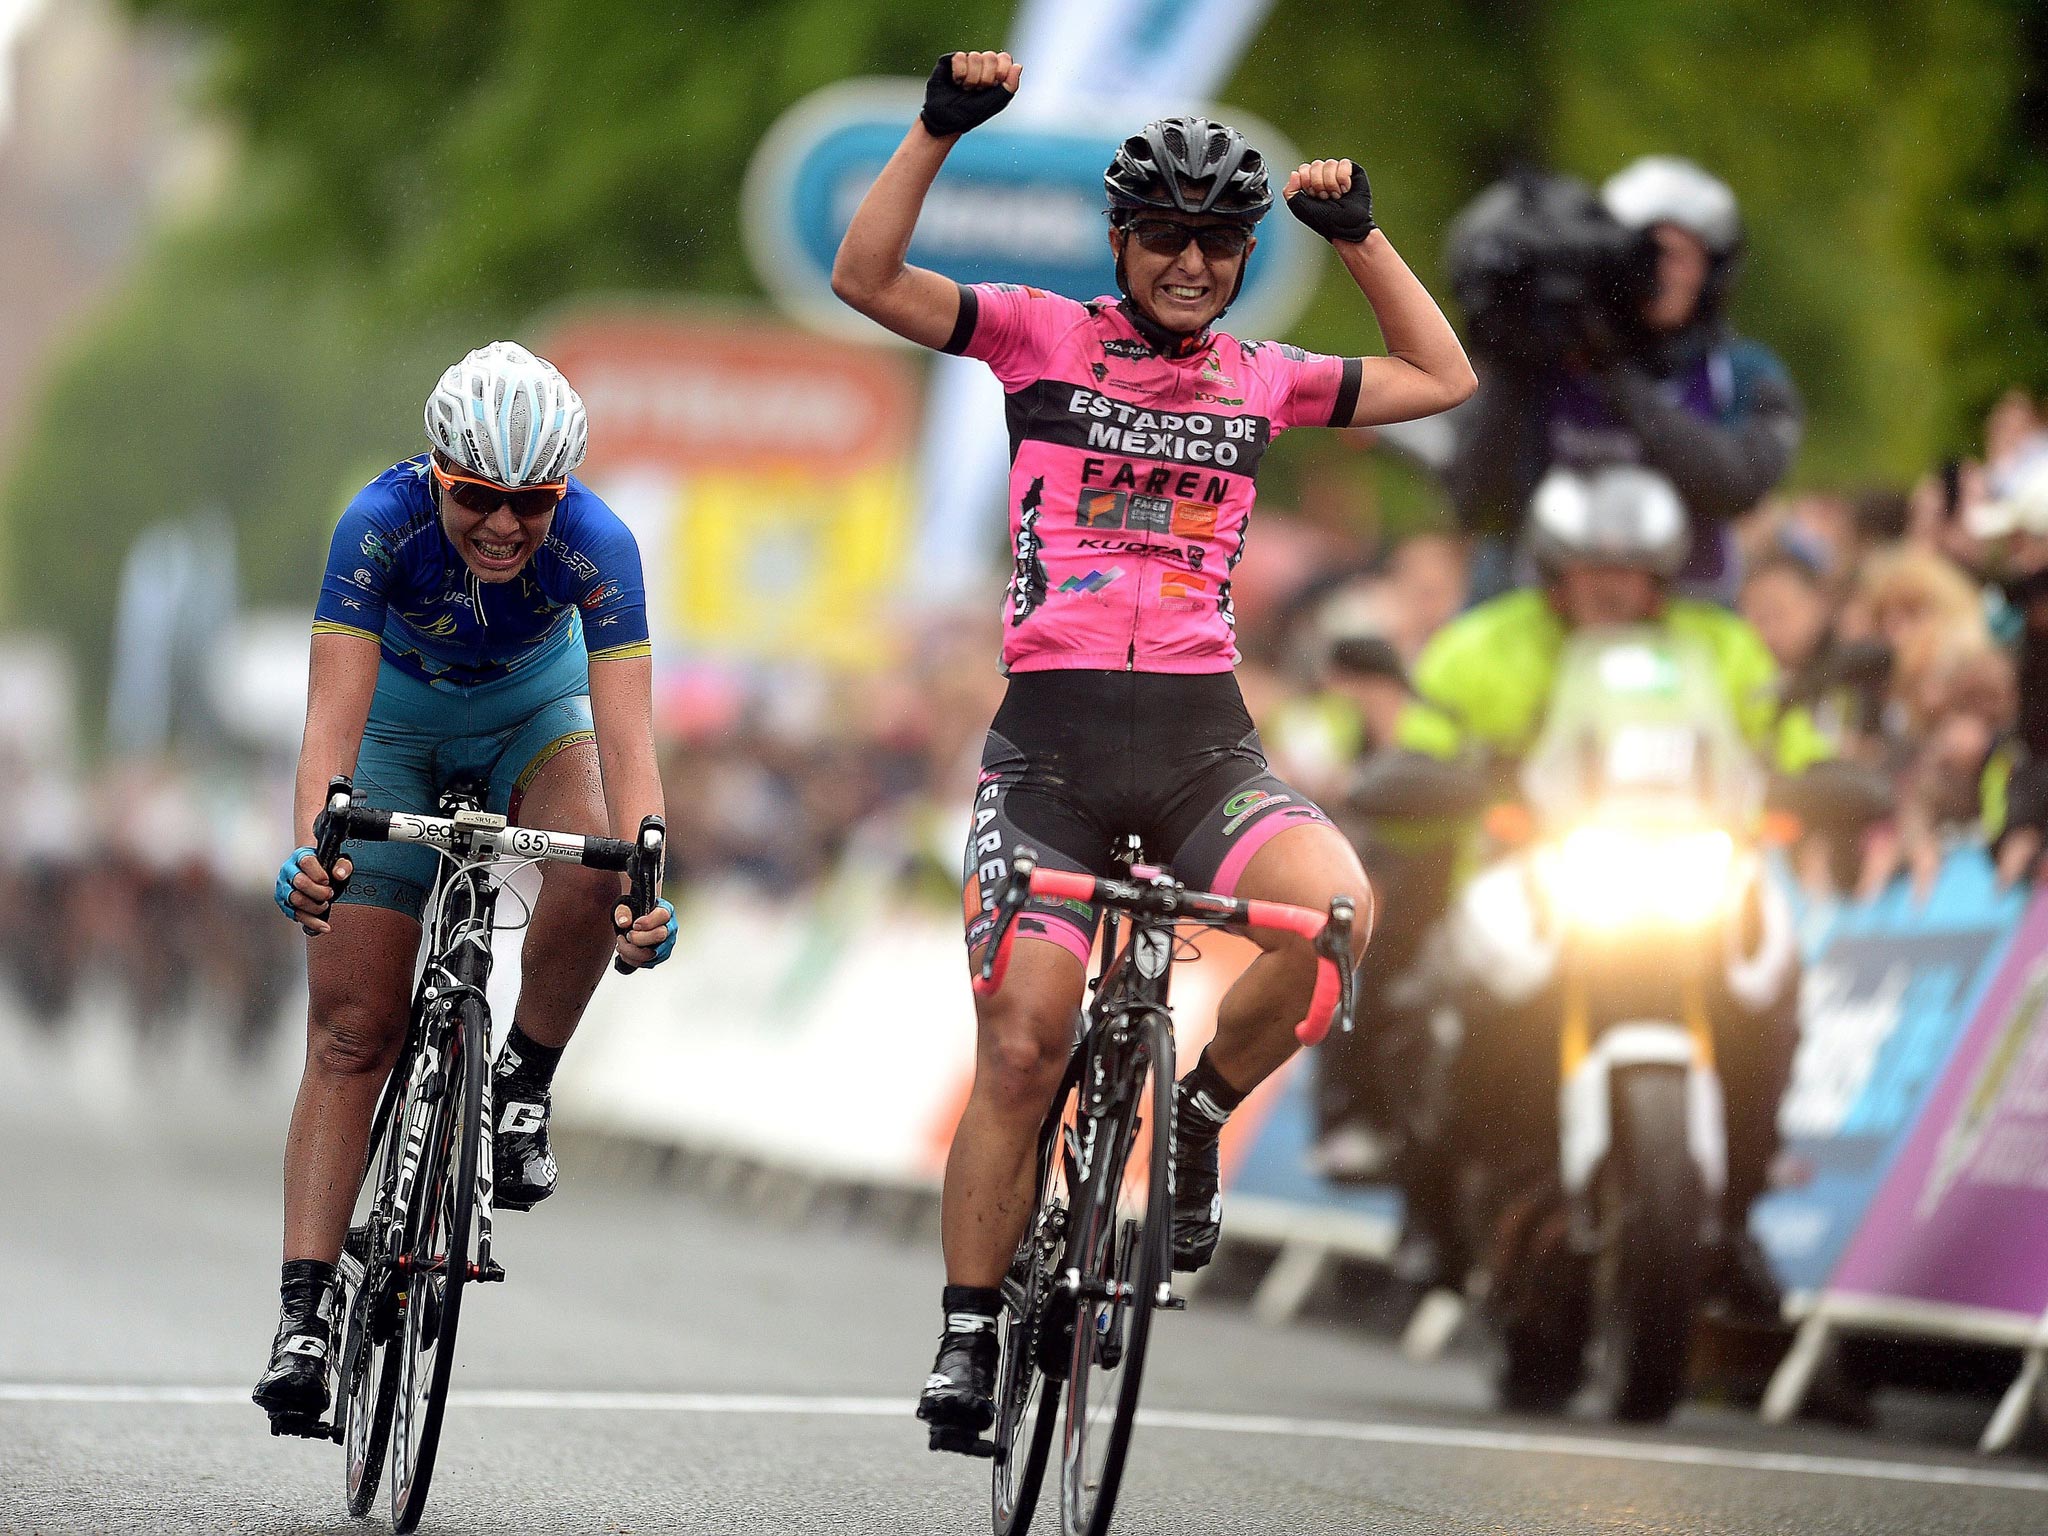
top-left (430, 459), bottom-right (567, 519)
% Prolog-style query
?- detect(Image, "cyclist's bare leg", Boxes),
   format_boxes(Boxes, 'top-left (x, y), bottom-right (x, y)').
top-left (942, 938), bottom-right (1088, 1287)
top-left (1204, 822), bottom-right (1374, 1093)
top-left (281, 904), bottom-right (421, 1262)
top-left (508, 740), bottom-right (618, 1048)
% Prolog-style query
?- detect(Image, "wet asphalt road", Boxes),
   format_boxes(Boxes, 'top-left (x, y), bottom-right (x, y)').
top-left (4, 1005), bottom-right (2048, 1535)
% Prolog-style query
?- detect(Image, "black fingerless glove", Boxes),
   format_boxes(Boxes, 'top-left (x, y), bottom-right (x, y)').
top-left (920, 53), bottom-right (1014, 138)
top-left (1286, 163), bottom-right (1377, 244)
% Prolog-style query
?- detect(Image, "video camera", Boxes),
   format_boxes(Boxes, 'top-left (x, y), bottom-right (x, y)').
top-left (1445, 171), bottom-right (1660, 369)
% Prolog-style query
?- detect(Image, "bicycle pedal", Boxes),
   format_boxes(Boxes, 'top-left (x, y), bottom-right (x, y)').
top-left (927, 1425), bottom-right (997, 1458)
top-left (266, 1412), bottom-right (339, 1442)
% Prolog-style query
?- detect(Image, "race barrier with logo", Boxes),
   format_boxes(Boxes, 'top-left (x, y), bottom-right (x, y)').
top-left (1764, 879), bottom-right (2048, 1450)
top-left (1754, 850), bottom-right (2030, 1302)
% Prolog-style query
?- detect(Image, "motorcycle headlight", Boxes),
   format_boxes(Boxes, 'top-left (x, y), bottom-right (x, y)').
top-left (1535, 824), bottom-right (1737, 929)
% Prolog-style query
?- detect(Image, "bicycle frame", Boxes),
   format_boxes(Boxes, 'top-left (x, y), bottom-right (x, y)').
top-left (1074, 894), bottom-right (1178, 1302)
top-left (354, 796), bottom-right (509, 1302)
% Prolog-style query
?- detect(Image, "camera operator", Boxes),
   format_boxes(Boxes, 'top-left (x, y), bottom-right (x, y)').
top-left (1445, 157), bottom-right (1802, 599)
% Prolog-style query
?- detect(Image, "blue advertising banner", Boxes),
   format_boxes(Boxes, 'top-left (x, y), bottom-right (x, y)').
top-left (1753, 848), bottom-right (2029, 1296)
top-left (741, 81), bottom-right (1317, 347)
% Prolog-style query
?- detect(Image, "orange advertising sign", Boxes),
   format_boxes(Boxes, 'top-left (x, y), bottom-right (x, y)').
top-left (535, 305), bottom-right (922, 666)
top-left (540, 308), bottom-right (918, 478)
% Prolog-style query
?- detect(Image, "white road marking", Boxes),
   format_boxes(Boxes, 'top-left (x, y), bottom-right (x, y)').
top-left (4, 1384), bottom-right (2046, 1496)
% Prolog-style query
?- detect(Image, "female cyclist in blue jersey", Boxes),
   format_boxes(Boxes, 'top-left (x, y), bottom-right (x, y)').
top-left (832, 50), bottom-right (1475, 1442)
top-left (254, 342), bottom-right (679, 1429)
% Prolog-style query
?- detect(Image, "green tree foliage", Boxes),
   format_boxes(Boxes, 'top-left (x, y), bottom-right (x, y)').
top-left (5, 0), bottom-right (2044, 693)
top-left (0, 0), bottom-right (1007, 698)
top-left (1922, 0), bottom-right (2048, 443)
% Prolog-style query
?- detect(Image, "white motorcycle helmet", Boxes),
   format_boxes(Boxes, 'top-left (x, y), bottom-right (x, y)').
top-left (423, 341), bottom-right (589, 487)
top-left (1527, 465), bottom-right (1690, 579)
top-left (1600, 155), bottom-right (1741, 256)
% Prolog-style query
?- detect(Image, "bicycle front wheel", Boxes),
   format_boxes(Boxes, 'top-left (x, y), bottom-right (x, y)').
top-left (1059, 1009), bottom-right (1174, 1536)
top-left (342, 1068), bottom-right (409, 1520)
top-left (992, 1058), bottom-right (1077, 1536)
top-left (389, 1001), bottom-right (486, 1534)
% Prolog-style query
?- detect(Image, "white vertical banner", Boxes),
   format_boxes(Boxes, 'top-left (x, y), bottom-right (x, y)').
top-left (909, 0), bottom-right (1280, 604)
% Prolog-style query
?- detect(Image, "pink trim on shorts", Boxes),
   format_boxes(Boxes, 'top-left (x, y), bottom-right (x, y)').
top-left (1016, 909), bottom-right (1096, 968)
top-left (1209, 807), bottom-right (1329, 898)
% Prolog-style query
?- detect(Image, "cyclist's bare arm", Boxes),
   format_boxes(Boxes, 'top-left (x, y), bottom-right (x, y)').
top-left (831, 50), bottom-right (1021, 350)
top-left (1285, 158), bottom-right (1477, 427)
top-left (289, 631), bottom-right (380, 929)
top-left (587, 653), bottom-right (669, 957)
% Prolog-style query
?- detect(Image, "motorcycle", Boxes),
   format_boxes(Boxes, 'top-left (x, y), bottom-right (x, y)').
top-left (1423, 625), bottom-right (1798, 1422)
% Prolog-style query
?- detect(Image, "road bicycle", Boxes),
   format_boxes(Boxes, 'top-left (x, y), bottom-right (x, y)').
top-left (959, 845), bottom-right (1356, 1536)
top-left (267, 773), bottom-right (663, 1534)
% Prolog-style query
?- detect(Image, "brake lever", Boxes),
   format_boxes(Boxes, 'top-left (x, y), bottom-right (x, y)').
top-left (312, 775), bottom-right (356, 900)
top-left (612, 815), bottom-right (667, 976)
top-left (974, 851), bottom-right (1039, 987)
top-left (1319, 895), bottom-right (1357, 1035)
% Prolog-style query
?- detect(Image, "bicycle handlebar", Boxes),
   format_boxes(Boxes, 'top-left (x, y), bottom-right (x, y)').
top-left (312, 776), bottom-right (666, 976)
top-left (972, 854), bottom-right (1358, 1045)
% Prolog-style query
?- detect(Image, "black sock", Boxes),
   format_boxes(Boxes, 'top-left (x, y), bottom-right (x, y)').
top-left (497, 1024), bottom-right (564, 1091)
top-left (941, 1284), bottom-right (1001, 1336)
top-left (1177, 1051), bottom-right (1246, 1136)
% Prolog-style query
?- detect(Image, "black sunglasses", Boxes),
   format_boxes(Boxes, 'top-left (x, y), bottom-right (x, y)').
top-left (432, 460), bottom-right (566, 519)
top-left (1123, 217), bottom-right (1254, 259)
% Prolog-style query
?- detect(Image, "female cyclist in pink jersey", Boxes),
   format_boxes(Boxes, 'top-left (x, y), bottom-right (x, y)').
top-left (833, 48), bottom-right (1475, 1443)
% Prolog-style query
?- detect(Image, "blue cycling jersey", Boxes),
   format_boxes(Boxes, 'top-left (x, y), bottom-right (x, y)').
top-left (313, 456), bottom-right (650, 687)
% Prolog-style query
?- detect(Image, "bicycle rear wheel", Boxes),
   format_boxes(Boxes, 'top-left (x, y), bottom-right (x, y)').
top-left (389, 1001), bottom-right (486, 1534)
top-left (991, 1062), bottom-right (1077, 1536)
top-left (1059, 1010), bottom-right (1173, 1536)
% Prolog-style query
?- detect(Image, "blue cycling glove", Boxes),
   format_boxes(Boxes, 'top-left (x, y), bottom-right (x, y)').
top-left (274, 846), bottom-right (317, 924)
top-left (619, 896), bottom-right (679, 968)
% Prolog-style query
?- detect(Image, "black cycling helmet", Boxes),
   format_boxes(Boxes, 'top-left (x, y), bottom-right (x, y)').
top-left (1104, 116), bottom-right (1273, 224)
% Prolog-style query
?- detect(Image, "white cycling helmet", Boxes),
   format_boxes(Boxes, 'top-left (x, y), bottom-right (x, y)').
top-left (1528, 465), bottom-right (1690, 579)
top-left (423, 341), bottom-right (588, 487)
top-left (1601, 155), bottom-right (1741, 255)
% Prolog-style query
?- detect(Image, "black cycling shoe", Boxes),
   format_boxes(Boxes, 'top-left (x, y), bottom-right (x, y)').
top-left (917, 1324), bottom-right (999, 1449)
top-left (252, 1270), bottom-right (338, 1425)
top-left (493, 1083), bottom-right (557, 1211)
top-left (1171, 1119), bottom-right (1223, 1272)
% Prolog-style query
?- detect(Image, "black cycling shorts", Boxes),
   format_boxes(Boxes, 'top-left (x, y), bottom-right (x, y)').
top-left (962, 670), bottom-right (1334, 966)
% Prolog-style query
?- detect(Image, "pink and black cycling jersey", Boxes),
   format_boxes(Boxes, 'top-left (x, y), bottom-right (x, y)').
top-left (943, 283), bottom-right (1362, 674)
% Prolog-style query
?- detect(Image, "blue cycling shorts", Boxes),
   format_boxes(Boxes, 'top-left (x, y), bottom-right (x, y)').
top-left (336, 642), bottom-right (594, 922)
